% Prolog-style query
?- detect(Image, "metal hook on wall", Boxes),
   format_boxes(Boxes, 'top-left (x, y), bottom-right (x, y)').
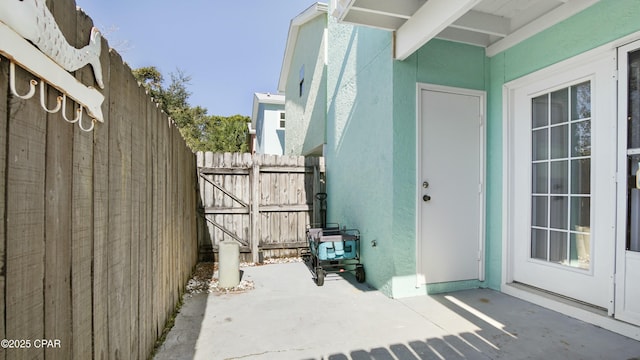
top-left (78, 110), bottom-right (94, 132)
top-left (9, 61), bottom-right (37, 100)
top-left (4, 60), bottom-right (99, 131)
top-left (39, 81), bottom-right (62, 113)
top-left (61, 94), bottom-right (82, 123)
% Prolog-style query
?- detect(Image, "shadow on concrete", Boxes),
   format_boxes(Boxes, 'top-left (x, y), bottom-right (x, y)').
top-left (155, 263), bottom-right (640, 360)
top-left (309, 335), bottom-right (490, 360)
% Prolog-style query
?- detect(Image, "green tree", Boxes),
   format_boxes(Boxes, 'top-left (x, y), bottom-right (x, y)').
top-left (132, 66), bottom-right (164, 106)
top-left (132, 66), bottom-right (250, 152)
top-left (202, 115), bottom-right (250, 152)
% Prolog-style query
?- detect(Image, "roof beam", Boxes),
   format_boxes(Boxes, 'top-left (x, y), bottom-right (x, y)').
top-left (350, 0), bottom-right (425, 19)
top-left (395, 0), bottom-right (483, 60)
top-left (351, 6), bottom-right (411, 20)
top-left (450, 10), bottom-right (510, 37)
top-left (437, 27), bottom-right (492, 47)
top-left (486, 0), bottom-right (599, 56)
top-left (343, 9), bottom-right (407, 31)
top-left (332, 0), bottom-right (356, 21)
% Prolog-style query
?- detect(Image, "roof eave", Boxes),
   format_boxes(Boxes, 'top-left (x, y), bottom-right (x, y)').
top-left (277, 2), bottom-right (328, 94)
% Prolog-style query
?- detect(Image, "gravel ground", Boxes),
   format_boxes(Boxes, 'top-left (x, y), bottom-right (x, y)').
top-left (184, 257), bottom-right (303, 295)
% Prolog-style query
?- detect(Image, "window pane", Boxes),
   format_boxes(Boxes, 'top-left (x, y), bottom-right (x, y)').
top-left (532, 95), bottom-right (549, 128)
top-left (550, 160), bottom-right (568, 194)
top-left (550, 196), bottom-right (568, 229)
top-left (532, 163), bottom-right (548, 193)
top-left (630, 187), bottom-right (640, 252)
top-left (570, 197), bottom-right (590, 229)
top-left (549, 231), bottom-right (568, 264)
top-left (530, 81), bottom-right (591, 266)
top-left (532, 196), bottom-right (548, 227)
top-left (571, 120), bottom-right (591, 156)
top-left (630, 52), bottom-right (640, 148)
top-left (551, 124), bottom-right (568, 159)
top-left (628, 52), bottom-right (640, 252)
top-left (571, 159), bottom-right (590, 194)
top-left (531, 229), bottom-right (548, 260)
top-left (532, 129), bottom-right (548, 161)
top-left (628, 155), bottom-right (640, 251)
top-left (571, 82), bottom-right (591, 120)
top-left (570, 232), bottom-right (590, 270)
top-left (551, 89), bottom-right (569, 125)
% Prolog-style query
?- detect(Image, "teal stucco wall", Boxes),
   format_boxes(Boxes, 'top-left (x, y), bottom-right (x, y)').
top-left (483, 0), bottom-right (640, 291)
top-left (326, 17), bottom-right (487, 297)
top-left (326, 0), bottom-right (640, 298)
top-left (326, 17), bottom-right (396, 294)
top-left (284, 15), bottom-right (327, 156)
top-left (390, 40), bottom-right (488, 297)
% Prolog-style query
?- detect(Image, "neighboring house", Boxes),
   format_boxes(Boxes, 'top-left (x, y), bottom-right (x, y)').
top-left (250, 92), bottom-right (285, 155)
top-left (278, 3), bottom-right (328, 156)
top-left (283, 0), bottom-right (640, 339)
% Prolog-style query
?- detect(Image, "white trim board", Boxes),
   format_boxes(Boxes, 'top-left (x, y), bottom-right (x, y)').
top-left (0, 21), bottom-right (104, 123)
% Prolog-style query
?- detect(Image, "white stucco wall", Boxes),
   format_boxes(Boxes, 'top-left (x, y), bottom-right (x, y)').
top-left (255, 102), bottom-right (285, 155)
top-left (284, 15), bottom-right (327, 156)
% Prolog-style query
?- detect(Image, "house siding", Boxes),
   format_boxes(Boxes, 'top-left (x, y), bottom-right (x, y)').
top-left (325, 0), bottom-right (640, 299)
top-left (285, 15), bottom-right (327, 156)
top-left (327, 18), bottom-right (488, 297)
top-left (502, 0), bottom-right (640, 84)
top-left (391, 40), bottom-right (488, 297)
top-left (256, 103), bottom-right (285, 155)
top-left (486, 0), bottom-right (640, 292)
top-left (327, 17), bottom-right (396, 294)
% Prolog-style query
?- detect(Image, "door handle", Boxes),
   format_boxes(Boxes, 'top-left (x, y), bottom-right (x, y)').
top-left (423, 195), bottom-right (431, 202)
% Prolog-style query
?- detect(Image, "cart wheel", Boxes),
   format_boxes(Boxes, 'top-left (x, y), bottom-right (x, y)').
top-left (355, 266), bottom-right (365, 283)
top-left (315, 268), bottom-right (325, 286)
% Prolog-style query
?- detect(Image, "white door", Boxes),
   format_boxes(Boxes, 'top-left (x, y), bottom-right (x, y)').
top-left (615, 40), bottom-right (640, 325)
top-left (507, 50), bottom-right (616, 310)
top-left (417, 84), bottom-right (485, 285)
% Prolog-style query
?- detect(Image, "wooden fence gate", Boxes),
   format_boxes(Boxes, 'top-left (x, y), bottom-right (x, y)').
top-left (196, 152), bottom-right (325, 262)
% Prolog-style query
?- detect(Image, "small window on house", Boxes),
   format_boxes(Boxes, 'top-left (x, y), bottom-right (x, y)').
top-left (299, 65), bottom-right (305, 97)
top-left (279, 112), bottom-right (286, 128)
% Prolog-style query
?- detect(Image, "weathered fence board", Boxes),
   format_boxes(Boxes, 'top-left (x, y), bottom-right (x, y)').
top-left (7, 63), bottom-right (48, 360)
top-left (72, 120), bottom-right (94, 360)
top-left (44, 70), bottom-right (74, 360)
top-left (46, 3), bottom-right (75, 357)
top-left (71, 8), bottom-right (96, 358)
top-left (0, 3), bottom-right (199, 359)
top-left (0, 45), bottom-right (7, 355)
top-left (108, 49), bottom-right (132, 359)
top-left (91, 39), bottom-right (110, 360)
top-left (197, 152), bottom-right (325, 262)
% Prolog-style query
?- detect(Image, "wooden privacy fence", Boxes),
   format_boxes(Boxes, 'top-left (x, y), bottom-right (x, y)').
top-left (0, 1), bottom-right (199, 359)
top-left (196, 152), bottom-right (325, 262)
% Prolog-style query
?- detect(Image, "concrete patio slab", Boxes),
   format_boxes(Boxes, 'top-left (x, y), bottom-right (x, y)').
top-left (154, 262), bottom-right (640, 360)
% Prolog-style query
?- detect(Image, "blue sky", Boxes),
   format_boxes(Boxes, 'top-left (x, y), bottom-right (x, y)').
top-left (75, 0), bottom-right (310, 117)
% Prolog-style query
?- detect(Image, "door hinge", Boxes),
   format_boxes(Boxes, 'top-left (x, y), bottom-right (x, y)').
top-left (613, 69), bottom-right (619, 81)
